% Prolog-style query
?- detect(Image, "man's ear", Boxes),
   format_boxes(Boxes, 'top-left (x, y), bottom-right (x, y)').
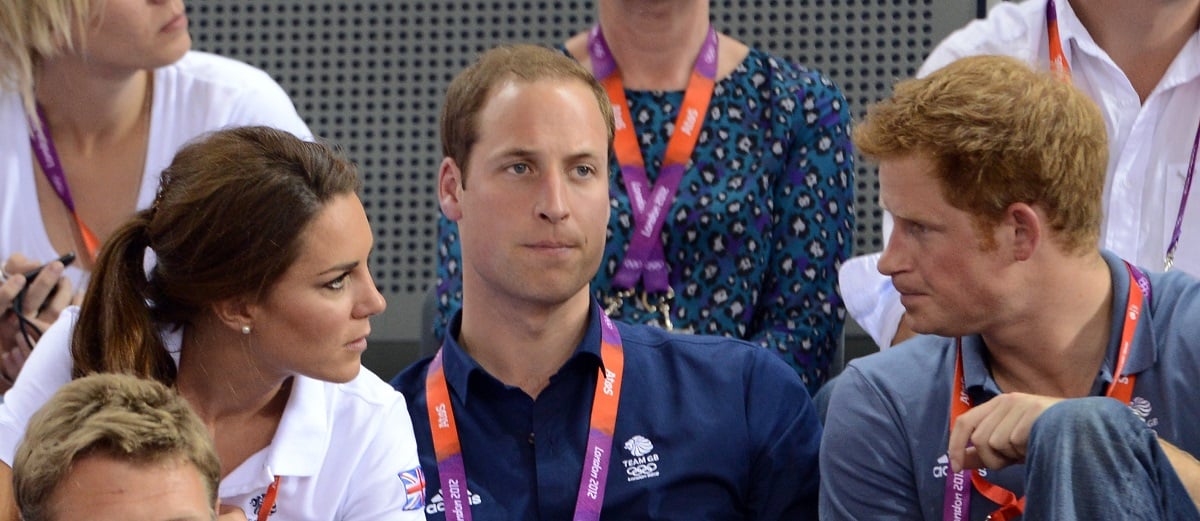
top-left (210, 295), bottom-right (256, 335)
top-left (1006, 202), bottom-right (1042, 261)
top-left (439, 157), bottom-right (465, 222)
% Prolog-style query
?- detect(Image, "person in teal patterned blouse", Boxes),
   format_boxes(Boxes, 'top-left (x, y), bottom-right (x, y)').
top-left (433, 0), bottom-right (855, 394)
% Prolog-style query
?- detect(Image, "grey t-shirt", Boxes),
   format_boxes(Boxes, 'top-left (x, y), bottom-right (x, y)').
top-left (820, 250), bottom-right (1200, 520)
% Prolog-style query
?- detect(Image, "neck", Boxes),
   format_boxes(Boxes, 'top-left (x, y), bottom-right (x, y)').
top-left (457, 288), bottom-right (593, 399)
top-left (33, 56), bottom-right (152, 149)
top-left (594, 1), bottom-right (712, 90)
top-left (979, 252), bottom-right (1114, 398)
top-left (1070, 0), bottom-right (1200, 100)
top-left (175, 316), bottom-right (291, 422)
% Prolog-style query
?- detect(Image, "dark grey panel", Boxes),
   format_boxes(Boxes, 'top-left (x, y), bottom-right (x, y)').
top-left (188, 0), bottom-right (976, 343)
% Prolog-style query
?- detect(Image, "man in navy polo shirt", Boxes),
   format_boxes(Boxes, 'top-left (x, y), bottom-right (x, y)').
top-left (820, 55), bottom-right (1200, 520)
top-left (391, 44), bottom-right (820, 520)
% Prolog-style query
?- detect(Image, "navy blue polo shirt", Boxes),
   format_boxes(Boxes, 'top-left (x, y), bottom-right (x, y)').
top-left (391, 302), bottom-right (821, 520)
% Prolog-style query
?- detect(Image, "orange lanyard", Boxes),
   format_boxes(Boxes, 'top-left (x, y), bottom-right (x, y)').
top-left (947, 261), bottom-right (1145, 520)
top-left (1046, 0), bottom-right (1070, 79)
top-left (256, 476), bottom-right (280, 521)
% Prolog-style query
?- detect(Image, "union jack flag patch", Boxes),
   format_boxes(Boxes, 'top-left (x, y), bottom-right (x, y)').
top-left (399, 466), bottom-right (426, 511)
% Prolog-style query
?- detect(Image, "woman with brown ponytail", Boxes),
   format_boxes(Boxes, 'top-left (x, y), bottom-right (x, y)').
top-left (0, 127), bottom-right (425, 521)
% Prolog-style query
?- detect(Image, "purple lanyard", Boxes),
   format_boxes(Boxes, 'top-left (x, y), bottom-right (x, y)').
top-left (588, 25), bottom-right (719, 293)
top-left (1167, 128), bottom-right (1200, 271)
top-left (27, 106), bottom-right (101, 259)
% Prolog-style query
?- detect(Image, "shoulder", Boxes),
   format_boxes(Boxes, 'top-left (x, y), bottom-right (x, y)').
top-left (330, 366), bottom-right (411, 411)
top-left (919, 0), bottom-right (1043, 76)
top-left (617, 322), bottom-right (802, 389)
top-left (832, 334), bottom-right (956, 411)
top-left (152, 51), bottom-right (310, 139)
top-left (1146, 269), bottom-right (1200, 332)
top-left (390, 357), bottom-right (432, 401)
top-left (159, 51), bottom-right (283, 91)
top-left (740, 47), bottom-right (843, 96)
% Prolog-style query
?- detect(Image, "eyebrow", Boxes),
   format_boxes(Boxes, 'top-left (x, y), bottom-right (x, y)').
top-left (495, 148), bottom-right (605, 163)
top-left (319, 260), bottom-right (360, 276)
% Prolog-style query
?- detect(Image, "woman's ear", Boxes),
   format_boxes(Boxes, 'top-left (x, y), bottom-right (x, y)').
top-left (210, 296), bottom-right (256, 335)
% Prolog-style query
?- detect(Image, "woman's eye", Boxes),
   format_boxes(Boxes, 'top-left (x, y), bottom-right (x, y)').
top-left (326, 273), bottom-right (350, 290)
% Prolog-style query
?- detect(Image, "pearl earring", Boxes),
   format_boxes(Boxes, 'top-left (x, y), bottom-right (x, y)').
top-left (241, 325), bottom-right (252, 335)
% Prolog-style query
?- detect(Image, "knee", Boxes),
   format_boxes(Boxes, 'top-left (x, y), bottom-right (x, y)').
top-left (1030, 397), bottom-right (1147, 451)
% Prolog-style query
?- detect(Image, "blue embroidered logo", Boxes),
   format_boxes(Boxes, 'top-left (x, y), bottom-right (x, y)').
top-left (249, 493), bottom-right (278, 517)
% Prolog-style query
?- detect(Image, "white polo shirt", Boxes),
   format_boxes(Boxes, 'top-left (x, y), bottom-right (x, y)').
top-left (842, 0), bottom-right (1200, 347)
top-left (0, 307), bottom-right (425, 520)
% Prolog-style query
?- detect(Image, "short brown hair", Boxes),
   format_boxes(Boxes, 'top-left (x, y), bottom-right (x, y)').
top-left (14, 373), bottom-right (220, 521)
top-left (441, 44), bottom-right (614, 184)
top-left (855, 55), bottom-right (1107, 254)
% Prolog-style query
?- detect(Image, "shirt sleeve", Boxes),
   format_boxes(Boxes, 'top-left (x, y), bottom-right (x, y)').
top-left (751, 68), bottom-right (855, 394)
top-left (0, 307), bottom-right (76, 465)
top-left (745, 351), bottom-right (822, 520)
top-left (340, 392), bottom-right (427, 520)
top-left (819, 365), bottom-right (924, 520)
top-left (223, 70), bottom-right (313, 141)
top-left (837, 253), bottom-right (904, 349)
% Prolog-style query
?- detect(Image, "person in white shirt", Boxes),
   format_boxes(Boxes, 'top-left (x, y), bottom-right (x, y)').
top-left (840, 0), bottom-right (1200, 349)
top-left (0, 0), bottom-right (310, 390)
top-left (0, 127), bottom-right (425, 521)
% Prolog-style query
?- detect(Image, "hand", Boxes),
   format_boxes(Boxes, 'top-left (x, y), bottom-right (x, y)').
top-left (947, 392), bottom-right (1063, 473)
top-left (0, 254), bottom-right (76, 390)
top-left (218, 504), bottom-right (249, 521)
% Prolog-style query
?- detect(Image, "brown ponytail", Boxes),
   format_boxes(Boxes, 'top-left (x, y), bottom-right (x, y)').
top-left (71, 212), bottom-right (174, 381)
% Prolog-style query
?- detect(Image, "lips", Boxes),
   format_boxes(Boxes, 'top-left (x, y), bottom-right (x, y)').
top-left (161, 13), bottom-right (188, 32)
top-left (345, 332), bottom-right (370, 352)
top-left (528, 241), bottom-right (578, 249)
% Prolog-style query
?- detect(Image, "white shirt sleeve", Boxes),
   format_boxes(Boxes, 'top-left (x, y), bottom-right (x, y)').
top-left (0, 306), bottom-right (77, 465)
top-left (838, 253), bottom-right (904, 349)
top-left (339, 392), bottom-right (426, 520)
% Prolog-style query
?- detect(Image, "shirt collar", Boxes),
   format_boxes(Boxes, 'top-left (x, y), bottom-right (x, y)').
top-left (1098, 250), bottom-right (1158, 381)
top-left (1052, 0), bottom-right (1200, 91)
top-left (264, 375), bottom-right (329, 477)
top-left (440, 300), bottom-right (606, 404)
top-left (960, 335), bottom-right (1001, 402)
top-left (1051, 0), bottom-right (1094, 70)
top-left (961, 250), bottom-right (1158, 399)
